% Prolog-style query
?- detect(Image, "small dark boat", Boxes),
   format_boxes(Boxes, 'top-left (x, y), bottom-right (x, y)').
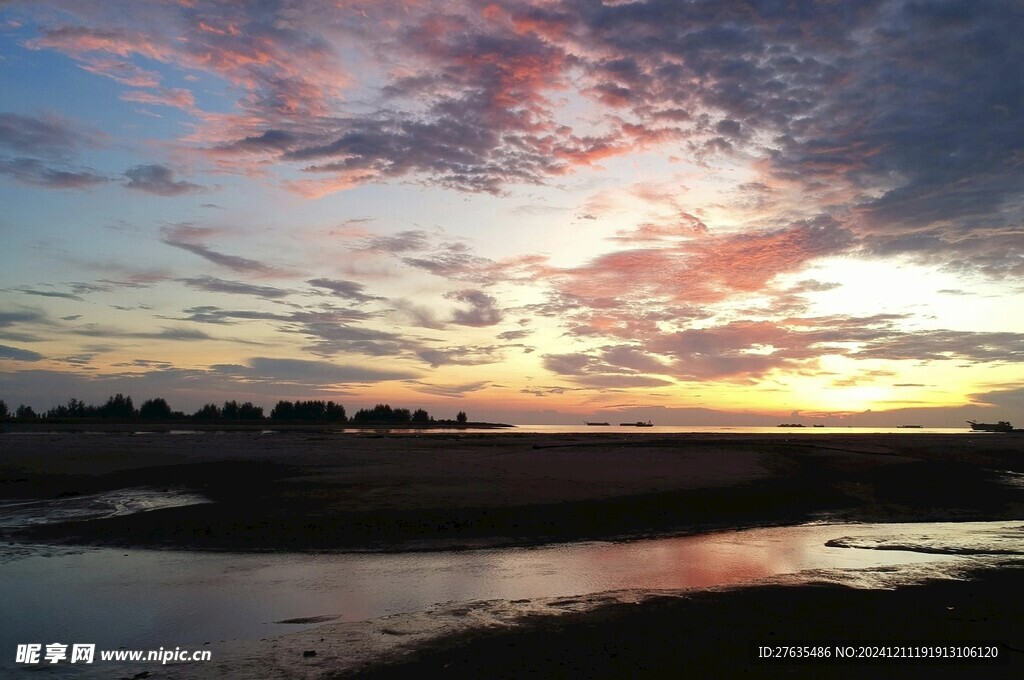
top-left (620, 420), bottom-right (653, 427)
top-left (585, 421), bottom-right (610, 426)
top-left (777, 423), bottom-right (805, 427)
top-left (967, 420), bottom-right (1014, 433)
top-left (897, 425), bottom-right (922, 429)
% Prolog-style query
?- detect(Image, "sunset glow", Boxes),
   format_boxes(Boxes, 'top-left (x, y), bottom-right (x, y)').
top-left (2, 0), bottom-right (1023, 425)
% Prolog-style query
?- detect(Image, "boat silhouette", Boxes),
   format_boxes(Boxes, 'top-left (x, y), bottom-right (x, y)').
top-left (967, 420), bottom-right (1014, 433)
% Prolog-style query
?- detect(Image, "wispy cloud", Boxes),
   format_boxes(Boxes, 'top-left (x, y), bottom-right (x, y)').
top-left (0, 157), bottom-right (108, 189)
top-left (307, 278), bottom-right (381, 303)
top-left (179, 276), bottom-right (292, 299)
top-left (0, 111), bottom-right (106, 158)
top-left (0, 344), bottom-right (44, 362)
top-left (160, 224), bottom-right (288, 276)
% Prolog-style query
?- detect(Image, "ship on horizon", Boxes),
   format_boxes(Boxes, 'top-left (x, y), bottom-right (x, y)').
top-left (967, 420), bottom-right (1015, 433)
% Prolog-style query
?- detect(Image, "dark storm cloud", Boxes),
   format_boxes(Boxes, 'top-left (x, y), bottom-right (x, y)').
top-left (124, 164), bottom-right (204, 196)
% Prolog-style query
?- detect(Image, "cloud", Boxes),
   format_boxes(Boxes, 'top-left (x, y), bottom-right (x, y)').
top-left (124, 164), bottom-right (204, 196)
top-left (298, 321), bottom-right (423, 359)
top-left (307, 278), bottom-right (381, 303)
top-left (416, 345), bottom-right (504, 368)
top-left (362, 230), bottom-right (430, 254)
top-left (29, 12), bottom-right (349, 122)
top-left (0, 111), bottom-right (105, 158)
top-left (0, 358), bottom-right (413, 411)
top-left (10, 0), bottom-right (1024, 404)
top-left (402, 243), bottom-right (550, 286)
top-left (179, 276), bottom-right (292, 299)
top-left (242, 357), bottom-right (416, 384)
top-left (853, 330), bottom-right (1024, 364)
top-left (78, 56), bottom-right (161, 87)
top-left (0, 157), bottom-right (109, 189)
top-left (497, 329), bottom-right (532, 341)
top-left (16, 0), bottom-right (1024, 257)
top-left (72, 325), bottom-right (214, 342)
top-left (533, 313), bottom-right (1024, 385)
top-left (551, 217), bottom-right (854, 338)
top-left (570, 374), bottom-right (674, 389)
top-left (447, 289), bottom-right (503, 327)
top-left (392, 300), bottom-right (446, 330)
top-left (13, 286), bottom-right (84, 302)
top-left (0, 309), bottom-right (49, 342)
top-left (406, 380), bottom-right (490, 398)
top-left (158, 224), bottom-right (289, 276)
top-left (541, 350), bottom-right (674, 389)
top-left (171, 305), bottom-right (286, 325)
top-left (0, 344), bottom-right (44, 362)
top-left (120, 87), bottom-right (198, 114)
top-left (164, 241), bottom-right (284, 276)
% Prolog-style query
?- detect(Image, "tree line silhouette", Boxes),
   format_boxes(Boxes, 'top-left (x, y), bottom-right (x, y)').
top-left (0, 395), bottom-right (470, 426)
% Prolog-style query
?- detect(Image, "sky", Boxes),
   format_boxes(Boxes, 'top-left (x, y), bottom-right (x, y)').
top-left (1, 0), bottom-right (1023, 425)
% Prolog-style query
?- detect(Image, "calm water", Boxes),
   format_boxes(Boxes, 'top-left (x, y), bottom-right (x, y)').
top-left (508, 425), bottom-right (968, 435)
top-left (3, 425), bottom-right (976, 436)
top-left (2, 520), bottom-right (1022, 664)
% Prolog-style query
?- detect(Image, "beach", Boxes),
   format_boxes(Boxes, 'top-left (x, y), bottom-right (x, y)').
top-left (2, 429), bottom-right (1024, 677)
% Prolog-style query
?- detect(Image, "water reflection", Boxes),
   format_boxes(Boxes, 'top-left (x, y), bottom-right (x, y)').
top-left (0, 488), bottom-right (211, 530)
top-left (2, 520), bottom-right (1020, 660)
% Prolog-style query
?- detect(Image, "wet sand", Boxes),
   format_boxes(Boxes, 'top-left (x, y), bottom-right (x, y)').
top-left (3, 429), bottom-right (1024, 677)
top-left (3, 430), bottom-right (1024, 551)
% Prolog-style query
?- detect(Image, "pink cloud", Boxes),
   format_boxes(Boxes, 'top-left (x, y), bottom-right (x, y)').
top-left (29, 25), bottom-right (168, 61)
top-left (559, 219), bottom-right (852, 307)
top-left (121, 88), bottom-right (199, 114)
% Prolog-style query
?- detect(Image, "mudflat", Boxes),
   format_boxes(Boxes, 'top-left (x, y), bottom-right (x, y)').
top-left (3, 429), bottom-right (1024, 678)
top-left (2, 429), bottom-right (1023, 551)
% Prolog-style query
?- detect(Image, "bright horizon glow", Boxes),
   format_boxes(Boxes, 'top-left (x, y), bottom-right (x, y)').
top-left (2, 1), bottom-right (1024, 426)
